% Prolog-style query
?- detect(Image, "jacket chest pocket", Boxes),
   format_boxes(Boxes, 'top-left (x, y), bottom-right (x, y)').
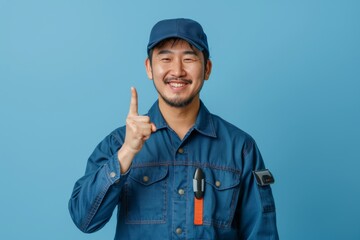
top-left (202, 168), bottom-right (241, 229)
top-left (124, 166), bottom-right (168, 224)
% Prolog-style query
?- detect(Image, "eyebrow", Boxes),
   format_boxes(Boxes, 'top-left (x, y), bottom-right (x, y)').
top-left (157, 49), bottom-right (199, 56)
top-left (157, 50), bottom-right (173, 55)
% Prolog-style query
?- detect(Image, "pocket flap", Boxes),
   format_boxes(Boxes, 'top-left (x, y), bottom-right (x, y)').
top-left (204, 168), bottom-right (241, 190)
top-left (129, 165), bottom-right (169, 186)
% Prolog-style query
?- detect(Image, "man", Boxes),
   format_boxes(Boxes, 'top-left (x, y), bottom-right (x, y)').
top-left (69, 18), bottom-right (279, 239)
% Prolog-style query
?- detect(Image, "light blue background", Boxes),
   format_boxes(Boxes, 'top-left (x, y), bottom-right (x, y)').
top-left (1, 0), bottom-right (359, 239)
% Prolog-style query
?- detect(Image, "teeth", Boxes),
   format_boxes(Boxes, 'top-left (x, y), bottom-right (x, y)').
top-left (170, 83), bottom-right (185, 88)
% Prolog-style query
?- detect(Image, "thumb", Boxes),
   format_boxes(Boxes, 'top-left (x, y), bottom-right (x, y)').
top-left (151, 123), bottom-right (157, 132)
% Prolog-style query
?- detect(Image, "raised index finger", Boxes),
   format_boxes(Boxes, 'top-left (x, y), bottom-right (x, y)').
top-left (128, 87), bottom-right (138, 116)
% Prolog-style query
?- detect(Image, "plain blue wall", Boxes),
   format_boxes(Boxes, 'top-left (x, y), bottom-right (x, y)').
top-left (1, 0), bottom-right (359, 239)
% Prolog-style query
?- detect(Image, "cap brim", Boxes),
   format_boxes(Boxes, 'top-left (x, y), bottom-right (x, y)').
top-left (147, 34), bottom-right (204, 53)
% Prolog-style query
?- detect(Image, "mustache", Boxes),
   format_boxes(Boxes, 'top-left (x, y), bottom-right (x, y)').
top-left (164, 77), bottom-right (192, 84)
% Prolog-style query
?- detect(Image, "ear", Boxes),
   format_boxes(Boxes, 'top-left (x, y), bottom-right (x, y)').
top-left (145, 58), bottom-right (153, 80)
top-left (204, 59), bottom-right (212, 80)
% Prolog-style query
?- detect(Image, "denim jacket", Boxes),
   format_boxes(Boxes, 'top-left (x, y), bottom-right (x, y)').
top-left (69, 101), bottom-right (279, 239)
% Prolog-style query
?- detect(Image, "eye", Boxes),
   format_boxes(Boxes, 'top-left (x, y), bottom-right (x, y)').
top-left (184, 58), bottom-right (196, 63)
top-left (160, 57), bottom-right (171, 62)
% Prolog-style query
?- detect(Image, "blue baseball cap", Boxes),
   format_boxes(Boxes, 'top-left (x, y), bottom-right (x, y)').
top-left (147, 18), bottom-right (209, 58)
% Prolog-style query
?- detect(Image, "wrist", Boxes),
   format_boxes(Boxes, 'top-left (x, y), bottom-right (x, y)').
top-left (117, 144), bottom-right (136, 174)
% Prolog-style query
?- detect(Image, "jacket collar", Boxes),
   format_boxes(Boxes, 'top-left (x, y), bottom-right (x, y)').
top-left (147, 100), bottom-right (217, 138)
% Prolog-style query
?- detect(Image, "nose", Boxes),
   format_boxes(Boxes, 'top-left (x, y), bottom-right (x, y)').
top-left (170, 58), bottom-right (186, 77)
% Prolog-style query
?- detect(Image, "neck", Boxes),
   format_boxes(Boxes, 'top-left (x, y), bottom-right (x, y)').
top-left (158, 97), bottom-right (200, 139)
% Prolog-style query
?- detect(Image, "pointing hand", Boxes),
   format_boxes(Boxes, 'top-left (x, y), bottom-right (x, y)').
top-left (123, 87), bottom-right (156, 155)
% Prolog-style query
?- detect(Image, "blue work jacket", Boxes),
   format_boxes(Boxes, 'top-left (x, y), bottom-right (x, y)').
top-left (69, 101), bottom-right (279, 239)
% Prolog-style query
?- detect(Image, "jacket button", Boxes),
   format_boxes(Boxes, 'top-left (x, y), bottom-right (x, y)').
top-left (175, 228), bottom-right (182, 234)
top-left (178, 148), bottom-right (184, 154)
top-left (215, 180), bottom-right (221, 187)
top-left (143, 176), bottom-right (149, 182)
top-left (110, 172), bottom-right (116, 178)
top-left (178, 189), bottom-right (185, 195)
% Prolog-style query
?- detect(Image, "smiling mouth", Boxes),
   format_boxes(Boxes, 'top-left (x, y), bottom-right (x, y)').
top-left (165, 78), bottom-right (192, 89)
top-left (169, 82), bottom-right (187, 88)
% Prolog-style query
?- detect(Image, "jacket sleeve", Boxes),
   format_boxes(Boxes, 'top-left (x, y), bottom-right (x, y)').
top-left (68, 130), bottom-right (128, 233)
top-left (238, 138), bottom-right (279, 240)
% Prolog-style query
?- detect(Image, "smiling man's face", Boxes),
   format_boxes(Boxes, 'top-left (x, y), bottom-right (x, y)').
top-left (146, 39), bottom-right (212, 108)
